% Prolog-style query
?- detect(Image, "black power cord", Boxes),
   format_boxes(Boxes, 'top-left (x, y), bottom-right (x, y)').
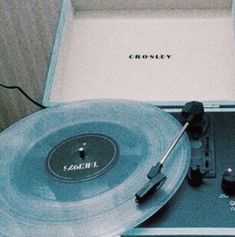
top-left (0, 83), bottom-right (47, 109)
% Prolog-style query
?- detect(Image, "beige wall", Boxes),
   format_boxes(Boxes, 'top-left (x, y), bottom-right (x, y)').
top-left (0, 0), bottom-right (63, 131)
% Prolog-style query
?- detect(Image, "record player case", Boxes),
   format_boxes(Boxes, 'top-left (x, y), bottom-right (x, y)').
top-left (43, 0), bottom-right (235, 111)
top-left (43, 0), bottom-right (235, 236)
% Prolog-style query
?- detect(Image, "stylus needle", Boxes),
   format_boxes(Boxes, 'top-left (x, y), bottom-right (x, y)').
top-left (135, 101), bottom-right (204, 203)
top-left (135, 122), bottom-right (189, 203)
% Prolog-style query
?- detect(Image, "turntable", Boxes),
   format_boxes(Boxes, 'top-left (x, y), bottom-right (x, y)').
top-left (1, 0), bottom-right (235, 236)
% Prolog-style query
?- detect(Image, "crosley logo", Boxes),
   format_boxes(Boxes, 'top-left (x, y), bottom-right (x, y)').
top-left (129, 54), bottom-right (172, 60)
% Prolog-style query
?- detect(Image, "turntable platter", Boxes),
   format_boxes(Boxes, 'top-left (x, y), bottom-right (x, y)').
top-left (0, 100), bottom-right (190, 237)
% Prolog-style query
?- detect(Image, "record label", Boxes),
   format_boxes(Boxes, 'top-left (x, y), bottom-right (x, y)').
top-left (47, 134), bottom-right (118, 182)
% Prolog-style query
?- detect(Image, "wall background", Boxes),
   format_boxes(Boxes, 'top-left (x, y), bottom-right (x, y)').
top-left (0, 0), bottom-right (62, 131)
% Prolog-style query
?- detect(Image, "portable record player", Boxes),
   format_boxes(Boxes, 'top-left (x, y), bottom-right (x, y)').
top-left (0, 0), bottom-right (235, 237)
top-left (42, 1), bottom-right (235, 236)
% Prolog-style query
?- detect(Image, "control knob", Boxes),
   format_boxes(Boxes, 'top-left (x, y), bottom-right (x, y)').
top-left (221, 168), bottom-right (235, 196)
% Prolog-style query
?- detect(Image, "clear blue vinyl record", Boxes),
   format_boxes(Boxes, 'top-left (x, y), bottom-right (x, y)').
top-left (0, 100), bottom-right (190, 237)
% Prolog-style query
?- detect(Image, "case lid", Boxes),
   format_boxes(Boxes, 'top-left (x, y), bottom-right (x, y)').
top-left (43, 0), bottom-right (235, 111)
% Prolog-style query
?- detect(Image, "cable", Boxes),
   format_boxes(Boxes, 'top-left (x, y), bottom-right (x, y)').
top-left (0, 83), bottom-right (47, 109)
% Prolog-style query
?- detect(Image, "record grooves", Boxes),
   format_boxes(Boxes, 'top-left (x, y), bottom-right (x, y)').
top-left (0, 100), bottom-right (190, 237)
